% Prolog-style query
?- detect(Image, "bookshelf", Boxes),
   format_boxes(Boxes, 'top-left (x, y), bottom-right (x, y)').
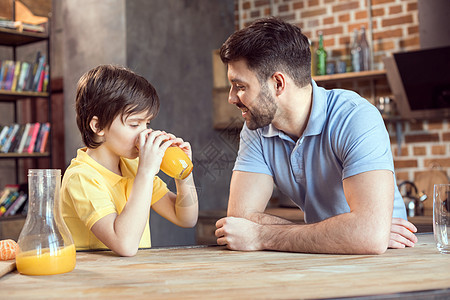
top-left (0, 0), bottom-right (52, 235)
top-left (0, 25), bottom-right (52, 183)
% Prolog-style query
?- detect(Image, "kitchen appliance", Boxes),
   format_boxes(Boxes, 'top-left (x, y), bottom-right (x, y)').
top-left (398, 181), bottom-right (428, 217)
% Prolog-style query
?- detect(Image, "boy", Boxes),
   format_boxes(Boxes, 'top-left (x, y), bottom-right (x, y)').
top-left (61, 65), bottom-right (198, 256)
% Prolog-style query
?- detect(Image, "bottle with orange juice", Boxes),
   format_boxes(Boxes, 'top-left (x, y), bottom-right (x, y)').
top-left (16, 169), bottom-right (76, 276)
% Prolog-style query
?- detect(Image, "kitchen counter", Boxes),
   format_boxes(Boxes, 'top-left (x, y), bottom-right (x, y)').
top-left (2, 234), bottom-right (449, 299)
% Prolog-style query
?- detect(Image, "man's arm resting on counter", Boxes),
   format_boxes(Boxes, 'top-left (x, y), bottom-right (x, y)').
top-left (216, 170), bottom-right (412, 254)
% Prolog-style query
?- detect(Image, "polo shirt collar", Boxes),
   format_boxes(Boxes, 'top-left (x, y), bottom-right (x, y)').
top-left (261, 80), bottom-right (326, 139)
top-left (75, 148), bottom-right (131, 185)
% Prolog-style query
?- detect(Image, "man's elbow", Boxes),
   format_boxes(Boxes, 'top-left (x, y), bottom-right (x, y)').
top-left (358, 230), bottom-right (389, 255)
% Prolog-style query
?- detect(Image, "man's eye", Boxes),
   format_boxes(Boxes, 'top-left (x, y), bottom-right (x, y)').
top-left (130, 124), bottom-right (139, 127)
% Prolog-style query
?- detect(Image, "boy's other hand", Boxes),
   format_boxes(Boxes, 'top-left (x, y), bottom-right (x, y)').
top-left (137, 129), bottom-right (173, 176)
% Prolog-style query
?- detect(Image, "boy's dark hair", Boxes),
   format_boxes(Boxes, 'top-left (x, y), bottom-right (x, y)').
top-left (220, 17), bottom-right (311, 88)
top-left (76, 65), bottom-right (159, 149)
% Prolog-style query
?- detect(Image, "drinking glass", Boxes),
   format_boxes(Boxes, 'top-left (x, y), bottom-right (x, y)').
top-left (433, 184), bottom-right (450, 254)
top-left (160, 147), bottom-right (193, 180)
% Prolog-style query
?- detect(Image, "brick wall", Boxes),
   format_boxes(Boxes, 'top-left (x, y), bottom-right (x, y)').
top-left (234, 0), bottom-right (450, 183)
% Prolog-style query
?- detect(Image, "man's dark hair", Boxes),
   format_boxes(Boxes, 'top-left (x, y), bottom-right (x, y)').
top-left (75, 65), bottom-right (160, 149)
top-left (220, 17), bottom-right (311, 88)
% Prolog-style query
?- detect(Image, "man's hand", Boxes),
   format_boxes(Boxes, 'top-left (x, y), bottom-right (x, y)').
top-left (389, 218), bottom-right (418, 248)
top-left (215, 217), bottom-right (263, 251)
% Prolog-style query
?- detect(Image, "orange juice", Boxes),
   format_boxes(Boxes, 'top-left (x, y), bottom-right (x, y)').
top-left (16, 244), bottom-right (76, 275)
top-left (160, 147), bottom-right (193, 179)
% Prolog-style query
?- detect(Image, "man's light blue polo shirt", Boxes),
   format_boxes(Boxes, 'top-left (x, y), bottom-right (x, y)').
top-left (234, 80), bottom-right (407, 223)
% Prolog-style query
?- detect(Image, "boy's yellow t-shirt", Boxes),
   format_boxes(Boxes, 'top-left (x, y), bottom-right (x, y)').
top-left (61, 148), bottom-right (169, 250)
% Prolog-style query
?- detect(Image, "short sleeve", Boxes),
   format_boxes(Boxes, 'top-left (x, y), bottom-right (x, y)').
top-left (334, 103), bottom-right (394, 180)
top-left (64, 173), bottom-right (117, 230)
top-left (233, 124), bottom-right (272, 176)
top-left (151, 176), bottom-right (169, 205)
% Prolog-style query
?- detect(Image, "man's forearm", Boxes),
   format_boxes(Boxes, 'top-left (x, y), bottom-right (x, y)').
top-left (247, 212), bottom-right (294, 225)
top-left (258, 212), bottom-right (390, 254)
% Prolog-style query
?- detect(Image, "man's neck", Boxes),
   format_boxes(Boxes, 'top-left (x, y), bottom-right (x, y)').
top-left (272, 84), bottom-right (313, 141)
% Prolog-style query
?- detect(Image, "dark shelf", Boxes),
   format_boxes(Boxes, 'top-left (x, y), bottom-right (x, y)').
top-left (313, 70), bottom-right (386, 84)
top-left (0, 90), bottom-right (49, 101)
top-left (0, 27), bottom-right (48, 46)
top-left (0, 152), bottom-right (50, 159)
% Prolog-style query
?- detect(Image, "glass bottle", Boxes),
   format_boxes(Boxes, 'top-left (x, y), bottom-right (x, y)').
top-left (316, 31), bottom-right (327, 75)
top-left (16, 169), bottom-right (76, 275)
top-left (359, 26), bottom-right (371, 71)
top-left (351, 29), bottom-right (361, 72)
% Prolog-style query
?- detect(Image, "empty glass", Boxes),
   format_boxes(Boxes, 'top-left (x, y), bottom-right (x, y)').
top-left (433, 184), bottom-right (450, 254)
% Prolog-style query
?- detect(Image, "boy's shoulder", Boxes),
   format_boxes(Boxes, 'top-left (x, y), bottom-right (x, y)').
top-left (63, 158), bottom-right (105, 184)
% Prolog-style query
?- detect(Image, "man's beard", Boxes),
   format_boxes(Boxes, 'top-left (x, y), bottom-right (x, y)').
top-left (246, 84), bottom-right (277, 130)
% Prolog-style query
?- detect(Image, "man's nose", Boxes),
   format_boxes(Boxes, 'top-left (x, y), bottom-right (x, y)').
top-left (228, 87), bottom-right (238, 105)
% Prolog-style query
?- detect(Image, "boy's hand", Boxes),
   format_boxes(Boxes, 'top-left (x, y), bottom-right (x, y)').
top-left (137, 129), bottom-right (173, 176)
top-left (164, 132), bottom-right (193, 160)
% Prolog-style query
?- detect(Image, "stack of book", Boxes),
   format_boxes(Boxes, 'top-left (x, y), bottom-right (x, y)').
top-left (0, 52), bottom-right (49, 93)
top-left (0, 19), bottom-right (45, 33)
top-left (0, 122), bottom-right (50, 154)
top-left (0, 184), bottom-right (28, 217)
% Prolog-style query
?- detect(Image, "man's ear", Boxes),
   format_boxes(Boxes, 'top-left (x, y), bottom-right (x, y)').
top-left (89, 116), bottom-right (104, 136)
top-left (272, 72), bottom-right (286, 96)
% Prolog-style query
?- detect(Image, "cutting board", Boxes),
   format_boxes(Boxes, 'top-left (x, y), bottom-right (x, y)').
top-left (415, 169), bottom-right (449, 213)
top-left (0, 259), bottom-right (16, 278)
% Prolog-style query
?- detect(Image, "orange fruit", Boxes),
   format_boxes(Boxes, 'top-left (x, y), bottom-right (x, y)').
top-left (0, 239), bottom-right (19, 261)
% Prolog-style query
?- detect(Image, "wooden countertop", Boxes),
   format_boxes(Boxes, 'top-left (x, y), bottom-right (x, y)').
top-left (1, 234), bottom-right (449, 299)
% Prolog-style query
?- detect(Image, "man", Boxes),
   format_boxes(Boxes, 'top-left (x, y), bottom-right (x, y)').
top-left (214, 17), bottom-right (417, 254)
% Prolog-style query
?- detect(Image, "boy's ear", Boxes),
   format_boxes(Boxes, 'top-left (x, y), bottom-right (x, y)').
top-left (89, 116), bottom-right (104, 136)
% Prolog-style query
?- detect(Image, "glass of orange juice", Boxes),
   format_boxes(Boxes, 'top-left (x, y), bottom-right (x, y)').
top-left (16, 169), bottom-right (76, 275)
top-left (160, 147), bottom-right (193, 180)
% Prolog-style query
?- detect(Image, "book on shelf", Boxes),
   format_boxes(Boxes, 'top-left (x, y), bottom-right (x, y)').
top-left (0, 191), bottom-right (19, 216)
top-left (1, 124), bottom-right (19, 153)
top-left (10, 61), bottom-right (21, 91)
top-left (3, 192), bottom-right (27, 217)
top-left (0, 125), bottom-right (11, 149)
top-left (27, 122), bottom-right (41, 153)
top-left (17, 123), bottom-right (31, 153)
top-left (3, 60), bottom-right (15, 90)
top-left (32, 54), bottom-right (46, 91)
top-left (9, 124), bottom-right (26, 153)
top-left (0, 56), bottom-right (48, 93)
top-left (0, 122), bottom-right (49, 154)
top-left (34, 122), bottom-right (50, 153)
top-left (0, 125), bottom-right (9, 143)
top-left (43, 64), bottom-right (49, 93)
top-left (0, 184), bottom-right (28, 217)
top-left (0, 184), bottom-right (19, 206)
top-left (16, 62), bottom-right (31, 92)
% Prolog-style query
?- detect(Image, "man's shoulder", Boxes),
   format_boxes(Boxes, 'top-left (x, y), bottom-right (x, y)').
top-left (324, 87), bottom-right (379, 120)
